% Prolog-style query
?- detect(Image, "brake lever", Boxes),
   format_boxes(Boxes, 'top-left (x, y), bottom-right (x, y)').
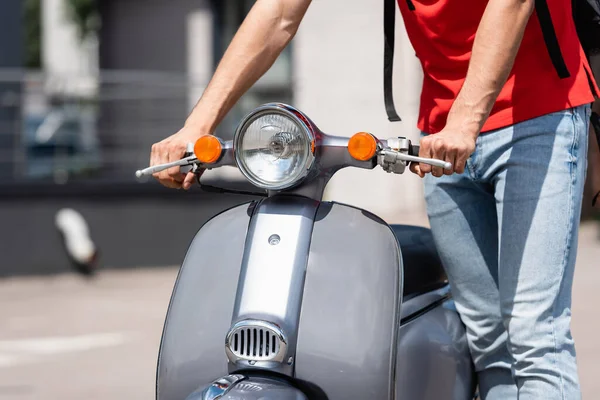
top-left (135, 143), bottom-right (199, 179)
top-left (135, 155), bottom-right (198, 179)
top-left (395, 152), bottom-right (452, 170)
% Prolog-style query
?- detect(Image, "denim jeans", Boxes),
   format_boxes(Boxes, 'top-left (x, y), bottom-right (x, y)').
top-left (424, 104), bottom-right (591, 399)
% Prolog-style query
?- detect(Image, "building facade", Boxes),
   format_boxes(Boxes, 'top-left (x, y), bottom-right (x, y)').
top-left (1, 0), bottom-right (428, 276)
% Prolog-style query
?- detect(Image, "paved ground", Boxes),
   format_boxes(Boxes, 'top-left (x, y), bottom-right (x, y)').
top-left (0, 222), bottom-right (599, 399)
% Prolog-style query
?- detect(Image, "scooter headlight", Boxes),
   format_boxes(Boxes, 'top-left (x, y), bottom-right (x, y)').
top-left (234, 104), bottom-right (315, 190)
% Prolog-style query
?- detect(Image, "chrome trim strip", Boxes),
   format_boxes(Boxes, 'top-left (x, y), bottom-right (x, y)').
top-left (389, 232), bottom-right (403, 400)
top-left (400, 292), bottom-right (451, 326)
top-left (400, 285), bottom-right (451, 322)
top-left (229, 196), bottom-right (319, 375)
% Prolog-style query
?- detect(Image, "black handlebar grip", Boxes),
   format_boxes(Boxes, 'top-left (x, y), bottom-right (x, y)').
top-left (409, 144), bottom-right (420, 157)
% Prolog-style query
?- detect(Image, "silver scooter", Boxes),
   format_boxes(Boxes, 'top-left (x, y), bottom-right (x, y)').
top-left (137, 103), bottom-right (477, 400)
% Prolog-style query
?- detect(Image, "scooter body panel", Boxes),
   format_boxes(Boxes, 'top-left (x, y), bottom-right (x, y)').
top-left (157, 198), bottom-right (475, 400)
top-left (156, 203), bottom-right (252, 400)
top-left (295, 202), bottom-right (403, 399)
top-left (397, 296), bottom-right (476, 399)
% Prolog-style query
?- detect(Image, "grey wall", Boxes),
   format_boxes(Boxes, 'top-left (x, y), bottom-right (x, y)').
top-left (96, 0), bottom-right (214, 179)
top-left (0, 0), bottom-right (22, 68)
top-left (0, 0), bottom-right (22, 180)
top-left (0, 185), bottom-right (257, 277)
top-left (99, 0), bottom-right (211, 72)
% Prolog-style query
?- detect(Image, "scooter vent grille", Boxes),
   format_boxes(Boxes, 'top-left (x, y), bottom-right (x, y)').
top-left (231, 327), bottom-right (280, 359)
top-left (225, 320), bottom-right (286, 363)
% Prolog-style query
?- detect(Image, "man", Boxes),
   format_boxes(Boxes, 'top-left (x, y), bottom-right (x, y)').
top-left (149, 0), bottom-right (598, 398)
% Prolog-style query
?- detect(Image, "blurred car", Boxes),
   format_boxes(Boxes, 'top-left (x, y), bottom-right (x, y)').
top-left (22, 101), bottom-right (101, 183)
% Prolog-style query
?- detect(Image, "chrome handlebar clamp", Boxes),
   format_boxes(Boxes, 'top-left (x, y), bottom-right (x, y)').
top-left (180, 143), bottom-right (197, 175)
top-left (377, 137), bottom-right (412, 175)
top-left (378, 150), bottom-right (407, 174)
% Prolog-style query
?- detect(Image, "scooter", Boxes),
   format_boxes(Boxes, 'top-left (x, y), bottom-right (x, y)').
top-left (136, 103), bottom-right (477, 400)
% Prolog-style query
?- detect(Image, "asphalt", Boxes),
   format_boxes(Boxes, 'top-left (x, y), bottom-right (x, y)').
top-left (0, 222), bottom-right (599, 399)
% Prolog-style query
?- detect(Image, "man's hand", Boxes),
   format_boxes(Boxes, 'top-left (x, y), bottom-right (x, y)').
top-left (150, 125), bottom-right (207, 190)
top-left (410, 130), bottom-right (476, 177)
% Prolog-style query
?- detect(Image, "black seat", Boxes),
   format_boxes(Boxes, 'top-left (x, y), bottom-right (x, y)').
top-left (390, 225), bottom-right (448, 299)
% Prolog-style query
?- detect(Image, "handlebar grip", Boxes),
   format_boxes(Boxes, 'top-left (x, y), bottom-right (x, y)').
top-left (409, 144), bottom-right (420, 157)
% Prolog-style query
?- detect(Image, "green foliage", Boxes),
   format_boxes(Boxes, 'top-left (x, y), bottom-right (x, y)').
top-left (23, 0), bottom-right (100, 69)
top-left (24, 0), bottom-right (41, 68)
top-left (65, 0), bottom-right (100, 40)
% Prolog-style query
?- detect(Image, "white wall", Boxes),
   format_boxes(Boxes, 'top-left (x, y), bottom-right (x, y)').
top-left (294, 1), bottom-right (426, 225)
top-left (187, 8), bottom-right (213, 111)
top-left (42, 0), bottom-right (98, 96)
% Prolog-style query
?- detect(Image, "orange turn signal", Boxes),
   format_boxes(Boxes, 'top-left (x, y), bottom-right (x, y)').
top-left (194, 135), bottom-right (222, 164)
top-left (348, 132), bottom-right (377, 161)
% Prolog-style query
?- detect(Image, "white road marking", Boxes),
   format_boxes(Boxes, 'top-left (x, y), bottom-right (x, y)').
top-left (0, 332), bottom-right (133, 367)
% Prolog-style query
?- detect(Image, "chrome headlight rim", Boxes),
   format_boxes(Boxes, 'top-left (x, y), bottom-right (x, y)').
top-left (233, 103), bottom-right (316, 191)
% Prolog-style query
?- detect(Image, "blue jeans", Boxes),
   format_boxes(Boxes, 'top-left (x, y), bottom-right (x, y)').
top-left (424, 105), bottom-right (591, 399)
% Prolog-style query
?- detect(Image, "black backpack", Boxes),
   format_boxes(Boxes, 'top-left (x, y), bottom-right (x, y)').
top-left (383, 0), bottom-right (600, 205)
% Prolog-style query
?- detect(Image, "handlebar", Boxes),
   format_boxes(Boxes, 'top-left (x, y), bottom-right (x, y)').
top-left (135, 136), bottom-right (452, 180)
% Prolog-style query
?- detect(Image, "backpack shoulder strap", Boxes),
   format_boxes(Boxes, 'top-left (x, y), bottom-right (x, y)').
top-left (586, 0), bottom-right (600, 17)
top-left (536, 0), bottom-right (571, 78)
top-left (384, 0), bottom-right (402, 121)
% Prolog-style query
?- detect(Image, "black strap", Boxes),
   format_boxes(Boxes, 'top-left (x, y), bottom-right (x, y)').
top-left (384, 0), bottom-right (402, 121)
top-left (536, 0), bottom-right (570, 79)
top-left (587, 0), bottom-right (600, 19)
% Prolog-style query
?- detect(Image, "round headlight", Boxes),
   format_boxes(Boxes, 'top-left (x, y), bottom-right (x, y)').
top-left (234, 105), bottom-right (315, 190)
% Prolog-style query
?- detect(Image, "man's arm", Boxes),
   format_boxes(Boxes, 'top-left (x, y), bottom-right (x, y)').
top-left (414, 0), bottom-right (535, 177)
top-left (151, 0), bottom-right (311, 189)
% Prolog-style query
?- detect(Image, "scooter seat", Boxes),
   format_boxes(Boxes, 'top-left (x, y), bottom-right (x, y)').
top-left (390, 225), bottom-right (448, 299)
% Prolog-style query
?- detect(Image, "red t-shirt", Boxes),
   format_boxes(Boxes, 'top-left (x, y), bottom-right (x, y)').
top-left (397, 0), bottom-right (599, 134)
